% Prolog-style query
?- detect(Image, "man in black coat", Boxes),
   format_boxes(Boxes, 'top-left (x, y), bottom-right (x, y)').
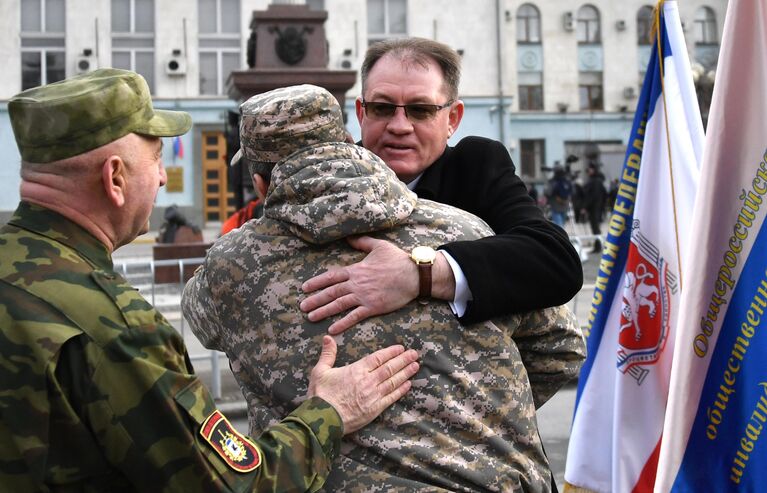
top-left (300, 37), bottom-right (583, 332)
top-left (581, 163), bottom-right (608, 253)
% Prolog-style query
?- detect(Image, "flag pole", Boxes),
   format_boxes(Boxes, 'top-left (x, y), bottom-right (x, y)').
top-left (652, 0), bottom-right (685, 291)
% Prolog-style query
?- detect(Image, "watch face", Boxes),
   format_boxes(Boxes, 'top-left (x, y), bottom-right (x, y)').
top-left (411, 246), bottom-right (437, 263)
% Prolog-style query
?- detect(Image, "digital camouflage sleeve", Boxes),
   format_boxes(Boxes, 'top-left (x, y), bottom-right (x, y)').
top-left (0, 202), bottom-right (343, 492)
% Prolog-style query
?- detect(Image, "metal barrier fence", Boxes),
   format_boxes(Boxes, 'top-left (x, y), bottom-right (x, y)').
top-left (112, 257), bottom-right (226, 398)
top-left (114, 235), bottom-right (603, 401)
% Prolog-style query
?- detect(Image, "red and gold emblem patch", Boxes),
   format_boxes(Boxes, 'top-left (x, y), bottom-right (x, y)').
top-left (200, 410), bottom-right (261, 472)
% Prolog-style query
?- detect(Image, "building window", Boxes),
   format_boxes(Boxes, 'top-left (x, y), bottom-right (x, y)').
top-left (579, 72), bottom-right (603, 110)
top-left (518, 70), bottom-right (543, 111)
top-left (199, 0), bottom-right (241, 96)
top-left (20, 0), bottom-right (66, 90)
top-left (694, 6), bottom-right (717, 44)
top-left (519, 85), bottom-right (543, 111)
top-left (516, 4), bottom-right (542, 112)
top-left (516, 4), bottom-right (540, 43)
top-left (520, 139), bottom-right (545, 178)
top-left (306, 0), bottom-right (324, 11)
top-left (637, 5), bottom-right (653, 45)
top-left (111, 0), bottom-right (155, 93)
top-left (577, 5), bottom-right (600, 44)
top-left (367, 0), bottom-right (406, 45)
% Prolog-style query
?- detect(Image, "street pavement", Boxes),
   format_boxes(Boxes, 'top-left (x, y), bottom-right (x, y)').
top-left (116, 218), bottom-right (604, 491)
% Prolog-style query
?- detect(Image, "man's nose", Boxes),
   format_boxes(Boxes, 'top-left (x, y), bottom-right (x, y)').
top-left (385, 106), bottom-right (414, 132)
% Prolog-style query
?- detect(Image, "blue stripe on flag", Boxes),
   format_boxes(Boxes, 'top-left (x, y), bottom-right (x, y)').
top-left (673, 223), bottom-right (767, 491)
top-left (573, 13), bottom-right (670, 409)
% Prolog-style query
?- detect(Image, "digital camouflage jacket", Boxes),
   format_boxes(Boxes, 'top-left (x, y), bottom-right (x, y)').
top-left (0, 202), bottom-right (343, 492)
top-left (183, 143), bottom-right (586, 493)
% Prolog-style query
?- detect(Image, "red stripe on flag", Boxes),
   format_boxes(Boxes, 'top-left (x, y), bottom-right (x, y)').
top-left (632, 436), bottom-right (662, 493)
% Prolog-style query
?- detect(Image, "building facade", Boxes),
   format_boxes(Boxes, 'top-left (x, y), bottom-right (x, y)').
top-left (0, 0), bottom-right (727, 226)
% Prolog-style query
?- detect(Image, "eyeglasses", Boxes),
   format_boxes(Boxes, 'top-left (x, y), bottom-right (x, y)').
top-left (361, 100), bottom-right (454, 122)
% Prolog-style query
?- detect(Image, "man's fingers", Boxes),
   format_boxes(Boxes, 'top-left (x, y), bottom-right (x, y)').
top-left (301, 268), bottom-right (350, 294)
top-left (361, 343), bottom-right (406, 372)
top-left (375, 380), bottom-right (414, 412)
top-left (300, 282), bottom-right (351, 314)
top-left (314, 335), bottom-right (337, 372)
top-left (367, 347), bottom-right (419, 380)
top-left (327, 306), bottom-right (372, 335)
top-left (378, 360), bottom-right (420, 393)
top-left (346, 235), bottom-right (383, 253)
top-left (305, 293), bottom-right (360, 323)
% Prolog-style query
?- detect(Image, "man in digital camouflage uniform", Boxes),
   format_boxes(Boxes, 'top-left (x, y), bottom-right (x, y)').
top-left (0, 69), bottom-right (421, 492)
top-left (182, 84), bottom-right (586, 492)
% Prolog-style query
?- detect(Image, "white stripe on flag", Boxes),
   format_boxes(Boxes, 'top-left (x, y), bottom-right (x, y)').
top-left (656, 0), bottom-right (767, 491)
top-left (564, 2), bottom-right (703, 491)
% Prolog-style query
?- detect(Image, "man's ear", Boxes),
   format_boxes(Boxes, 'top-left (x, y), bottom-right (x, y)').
top-left (102, 155), bottom-right (127, 207)
top-left (355, 96), bottom-right (365, 126)
top-left (253, 173), bottom-right (268, 200)
top-left (447, 100), bottom-right (465, 138)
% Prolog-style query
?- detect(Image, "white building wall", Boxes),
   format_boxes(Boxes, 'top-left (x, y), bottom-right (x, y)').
top-left (0, 0), bottom-right (730, 221)
top-left (324, 0), bottom-right (364, 87)
top-left (65, 0), bottom-right (108, 80)
top-left (536, 0), bottom-right (580, 113)
top-left (0, 2), bottom-right (22, 97)
top-left (154, 0), bottom-right (197, 98)
top-left (600, 5), bottom-right (639, 113)
top-left (0, 0), bottom-right (729, 101)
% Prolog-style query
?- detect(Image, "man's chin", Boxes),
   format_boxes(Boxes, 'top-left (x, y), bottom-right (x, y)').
top-left (382, 160), bottom-right (420, 183)
top-left (137, 220), bottom-right (150, 238)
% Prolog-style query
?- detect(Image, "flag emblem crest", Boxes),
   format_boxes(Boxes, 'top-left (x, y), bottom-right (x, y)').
top-left (617, 226), bottom-right (677, 384)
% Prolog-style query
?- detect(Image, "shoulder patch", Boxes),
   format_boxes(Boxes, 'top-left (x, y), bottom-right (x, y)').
top-left (200, 410), bottom-right (261, 473)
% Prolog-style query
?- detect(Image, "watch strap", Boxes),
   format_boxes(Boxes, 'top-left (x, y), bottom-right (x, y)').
top-left (417, 262), bottom-right (432, 301)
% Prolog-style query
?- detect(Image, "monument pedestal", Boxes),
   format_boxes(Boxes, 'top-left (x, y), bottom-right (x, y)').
top-left (228, 68), bottom-right (356, 111)
top-left (227, 4), bottom-right (356, 109)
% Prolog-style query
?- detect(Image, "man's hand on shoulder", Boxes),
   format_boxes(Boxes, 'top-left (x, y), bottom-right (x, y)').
top-left (308, 336), bottom-right (420, 434)
top-left (299, 236), bottom-right (455, 335)
top-left (300, 236), bottom-right (417, 334)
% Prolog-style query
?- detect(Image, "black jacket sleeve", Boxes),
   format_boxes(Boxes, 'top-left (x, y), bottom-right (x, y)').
top-left (414, 137), bottom-right (583, 324)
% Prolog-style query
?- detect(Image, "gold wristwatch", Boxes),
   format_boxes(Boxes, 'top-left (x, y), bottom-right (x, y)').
top-left (410, 246), bottom-right (437, 302)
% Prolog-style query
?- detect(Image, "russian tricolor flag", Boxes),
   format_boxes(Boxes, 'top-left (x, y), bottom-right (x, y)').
top-left (564, 2), bottom-right (703, 491)
top-left (173, 135), bottom-right (184, 159)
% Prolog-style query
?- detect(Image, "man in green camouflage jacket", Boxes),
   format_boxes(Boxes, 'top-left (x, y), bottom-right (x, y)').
top-left (182, 84), bottom-right (586, 492)
top-left (0, 69), bottom-right (421, 492)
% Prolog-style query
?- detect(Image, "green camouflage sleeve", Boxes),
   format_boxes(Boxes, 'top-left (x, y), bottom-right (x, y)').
top-left (0, 222), bottom-right (342, 491)
top-left (1, 300), bottom-right (342, 493)
top-left (256, 397), bottom-right (344, 493)
top-left (511, 305), bottom-right (586, 408)
top-left (78, 313), bottom-right (342, 492)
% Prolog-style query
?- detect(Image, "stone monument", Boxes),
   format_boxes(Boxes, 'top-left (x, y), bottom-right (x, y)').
top-left (227, 3), bottom-right (356, 112)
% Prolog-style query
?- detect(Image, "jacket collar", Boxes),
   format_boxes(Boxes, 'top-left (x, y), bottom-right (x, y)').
top-left (8, 201), bottom-right (113, 271)
top-left (411, 144), bottom-right (451, 200)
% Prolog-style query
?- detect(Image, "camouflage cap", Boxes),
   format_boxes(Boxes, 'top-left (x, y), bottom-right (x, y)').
top-left (231, 84), bottom-right (346, 171)
top-left (9, 68), bottom-right (192, 163)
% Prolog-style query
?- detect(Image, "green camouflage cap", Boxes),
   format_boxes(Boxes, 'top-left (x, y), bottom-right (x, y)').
top-left (231, 84), bottom-right (346, 170)
top-left (9, 68), bottom-right (192, 163)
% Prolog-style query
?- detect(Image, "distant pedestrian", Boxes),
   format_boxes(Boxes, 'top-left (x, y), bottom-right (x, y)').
top-left (527, 180), bottom-right (540, 206)
top-left (545, 166), bottom-right (573, 228)
top-left (608, 178), bottom-right (619, 211)
top-left (581, 163), bottom-right (608, 252)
